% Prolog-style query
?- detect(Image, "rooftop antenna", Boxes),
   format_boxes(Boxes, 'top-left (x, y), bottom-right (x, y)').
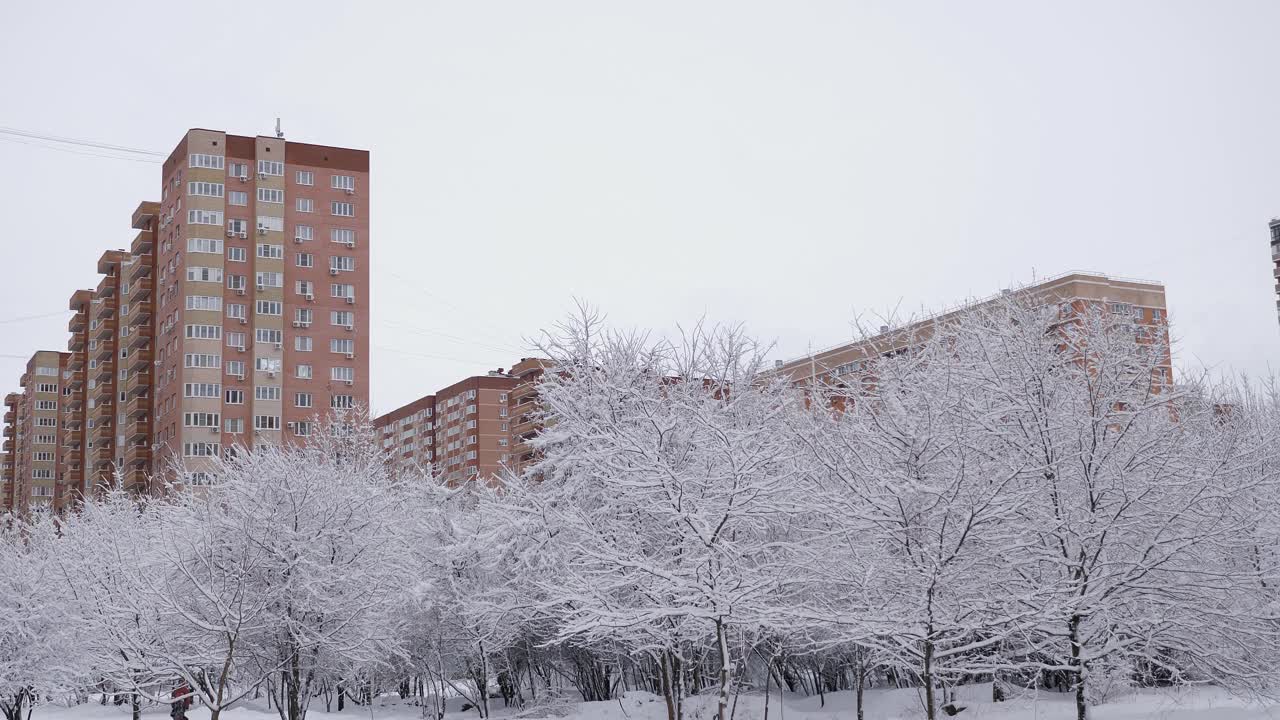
top-left (275, 117), bottom-right (284, 139)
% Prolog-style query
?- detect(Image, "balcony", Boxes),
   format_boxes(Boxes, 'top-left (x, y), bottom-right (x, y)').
top-left (125, 394), bottom-right (149, 421)
top-left (127, 349), bottom-right (153, 374)
top-left (127, 372), bottom-right (151, 397)
top-left (93, 361), bottom-right (113, 384)
top-left (68, 312), bottom-right (87, 334)
top-left (93, 379), bottom-right (114, 402)
top-left (2, 439), bottom-right (11, 453)
top-left (127, 327), bottom-right (151, 350)
top-left (127, 419), bottom-right (150, 444)
top-left (130, 276), bottom-right (153, 304)
top-left (66, 353), bottom-right (84, 372)
top-left (130, 229), bottom-right (154, 256)
top-left (3, 410), bottom-right (12, 425)
top-left (2, 426), bottom-right (13, 439)
top-left (125, 445), bottom-right (152, 469)
top-left (68, 334), bottom-right (86, 353)
top-left (92, 319), bottom-right (116, 342)
top-left (95, 422), bottom-right (113, 441)
top-left (96, 275), bottom-right (117, 299)
top-left (65, 370), bottom-right (84, 390)
top-left (63, 433), bottom-right (81, 449)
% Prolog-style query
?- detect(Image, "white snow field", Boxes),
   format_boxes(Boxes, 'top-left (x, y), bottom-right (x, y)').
top-left (26, 686), bottom-right (1280, 720)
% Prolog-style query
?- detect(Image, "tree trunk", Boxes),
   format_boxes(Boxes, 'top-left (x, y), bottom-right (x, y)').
top-left (715, 618), bottom-right (731, 720)
top-left (1070, 614), bottom-right (1088, 720)
top-left (922, 639), bottom-right (936, 720)
top-left (855, 659), bottom-right (865, 720)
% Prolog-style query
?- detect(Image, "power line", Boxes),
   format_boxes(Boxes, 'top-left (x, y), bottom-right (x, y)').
top-left (376, 319), bottom-right (523, 356)
top-left (0, 310), bottom-right (71, 325)
top-left (0, 135), bottom-right (162, 165)
top-left (0, 127), bottom-right (165, 157)
top-left (374, 345), bottom-right (498, 366)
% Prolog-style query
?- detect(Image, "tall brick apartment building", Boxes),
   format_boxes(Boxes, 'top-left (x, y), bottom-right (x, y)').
top-left (1, 128), bottom-right (370, 514)
top-left (375, 357), bottom-right (550, 485)
top-left (774, 272), bottom-right (1171, 386)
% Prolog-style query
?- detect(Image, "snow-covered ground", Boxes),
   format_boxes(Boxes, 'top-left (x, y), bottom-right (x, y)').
top-left (27, 685), bottom-right (1280, 720)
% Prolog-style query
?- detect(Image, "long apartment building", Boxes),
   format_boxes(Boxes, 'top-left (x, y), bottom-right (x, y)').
top-left (0, 352), bottom-right (72, 513)
top-left (0, 128), bottom-right (370, 513)
top-left (775, 271), bottom-right (1171, 386)
top-left (375, 357), bottom-right (550, 485)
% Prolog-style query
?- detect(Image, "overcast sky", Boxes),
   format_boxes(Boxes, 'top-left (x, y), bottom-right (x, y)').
top-left (3, 1), bottom-right (1279, 414)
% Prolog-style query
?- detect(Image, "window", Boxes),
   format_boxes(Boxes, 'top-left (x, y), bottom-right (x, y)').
top-left (186, 296), bottom-right (222, 311)
top-left (34, 367), bottom-right (57, 377)
top-left (499, 438), bottom-right (508, 447)
top-left (33, 451), bottom-right (54, 461)
top-left (1153, 309), bottom-right (1164, 322)
top-left (257, 244), bottom-right (284, 260)
top-left (228, 161), bottom-right (249, 179)
top-left (296, 252), bottom-right (313, 268)
top-left (227, 219), bottom-right (248, 236)
top-left (331, 202), bottom-right (354, 217)
top-left (227, 274), bottom-right (247, 291)
top-left (225, 389), bottom-right (244, 404)
top-left (255, 386), bottom-right (282, 401)
top-left (330, 283), bottom-right (354, 299)
top-left (255, 358), bottom-right (281, 373)
top-left (331, 174), bottom-right (355, 191)
top-left (297, 280), bottom-right (314, 297)
top-left (295, 392), bottom-right (313, 408)
top-left (188, 181), bottom-right (224, 197)
top-left (224, 418), bottom-right (244, 433)
top-left (254, 415), bottom-right (281, 431)
top-left (226, 303), bottom-right (247, 320)
top-left (185, 324), bottom-right (222, 340)
top-left (295, 225), bottom-right (313, 242)
top-left (34, 435), bottom-right (55, 445)
top-left (331, 367), bottom-right (354, 382)
top-left (295, 336), bottom-right (313, 352)
top-left (188, 237), bottom-right (223, 254)
top-left (294, 308), bottom-right (312, 325)
top-left (296, 170), bottom-right (314, 185)
top-left (330, 310), bottom-right (354, 327)
top-left (184, 382), bottom-right (221, 398)
top-left (187, 472), bottom-right (215, 486)
top-left (256, 300), bottom-right (282, 315)
top-left (296, 364), bottom-right (312, 379)
top-left (190, 154), bottom-right (224, 170)
top-left (228, 190), bottom-right (248, 206)
top-left (186, 266), bottom-right (223, 283)
top-left (256, 272), bottom-right (283, 289)
top-left (32, 473), bottom-right (54, 484)
top-left (257, 188), bottom-right (284, 204)
top-left (188, 209), bottom-right (224, 226)
top-left (330, 339), bottom-right (354, 354)
top-left (35, 401), bottom-right (57, 411)
top-left (256, 329), bottom-right (283, 345)
top-left (36, 418), bottom-right (57, 427)
top-left (36, 383), bottom-right (58, 394)
top-left (227, 246), bottom-right (247, 262)
top-left (499, 393), bottom-right (508, 403)
top-left (329, 256), bottom-right (356, 272)
top-left (226, 331), bottom-right (246, 349)
top-left (294, 421), bottom-right (314, 437)
top-left (257, 160), bottom-right (284, 176)
top-left (184, 354), bottom-right (220, 369)
top-left (184, 442), bottom-right (220, 457)
top-left (331, 395), bottom-right (354, 409)
top-left (184, 412), bottom-right (220, 428)
top-left (331, 228), bottom-right (356, 245)
top-left (257, 215), bottom-right (284, 232)
top-left (499, 407), bottom-right (508, 418)
top-left (226, 360), bottom-right (246, 378)
top-left (295, 198), bottom-right (313, 213)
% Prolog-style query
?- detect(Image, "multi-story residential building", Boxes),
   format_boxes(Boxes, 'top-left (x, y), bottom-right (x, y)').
top-left (508, 357), bottom-right (550, 475)
top-left (377, 366), bottom-right (547, 485)
top-left (150, 129), bottom-right (370, 485)
top-left (774, 272), bottom-right (1171, 386)
top-left (2, 393), bottom-right (18, 511)
top-left (1, 128), bottom-right (370, 511)
top-left (1270, 218), bottom-right (1280, 323)
top-left (2, 351), bottom-right (71, 513)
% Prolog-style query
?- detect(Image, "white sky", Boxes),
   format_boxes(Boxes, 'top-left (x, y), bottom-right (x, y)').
top-left (3, 1), bottom-right (1279, 415)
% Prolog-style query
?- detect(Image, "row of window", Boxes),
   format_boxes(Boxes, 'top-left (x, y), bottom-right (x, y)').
top-left (188, 155), bottom-right (356, 189)
top-left (187, 204), bottom-right (353, 225)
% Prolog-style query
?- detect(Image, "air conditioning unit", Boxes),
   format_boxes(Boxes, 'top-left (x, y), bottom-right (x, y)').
top-left (267, 370), bottom-right (276, 378)
top-left (209, 426), bottom-right (219, 434)
top-left (238, 318), bottom-right (247, 325)
top-left (225, 230), bottom-right (235, 238)
top-left (255, 284), bottom-right (264, 292)
top-left (344, 188), bottom-right (354, 196)
top-left (328, 268), bottom-right (339, 276)
top-left (303, 293), bottom-right (314, 302)
top-left (345, 296), bottom-right (354, 305)
top-left (274, 342), bottom-right (283, 351)
top-left (286, 421), bottom-right (297, 429)
top-left (236, 288), bottom-right (245, 296)
top-left (294, 237), bottom-right (305, 244)
top-left (344, 352), bottom-right (354, 360)
top-left (236, 346), bottom-right (246, 353)
top-left (258, 172), bottom-right (268, 180)
top-left (343, 324), bottom-right (354, 332)
top-left (291, 321), bottom-right (302, 328)
top-left (237, 231), bottom-right (247, 239)
top-left (237, 175), bottom-right (247, 182)
top-left (345, 380), bottom-right (354, 387)
top-left (257, 226), bottom-right (268, 235)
